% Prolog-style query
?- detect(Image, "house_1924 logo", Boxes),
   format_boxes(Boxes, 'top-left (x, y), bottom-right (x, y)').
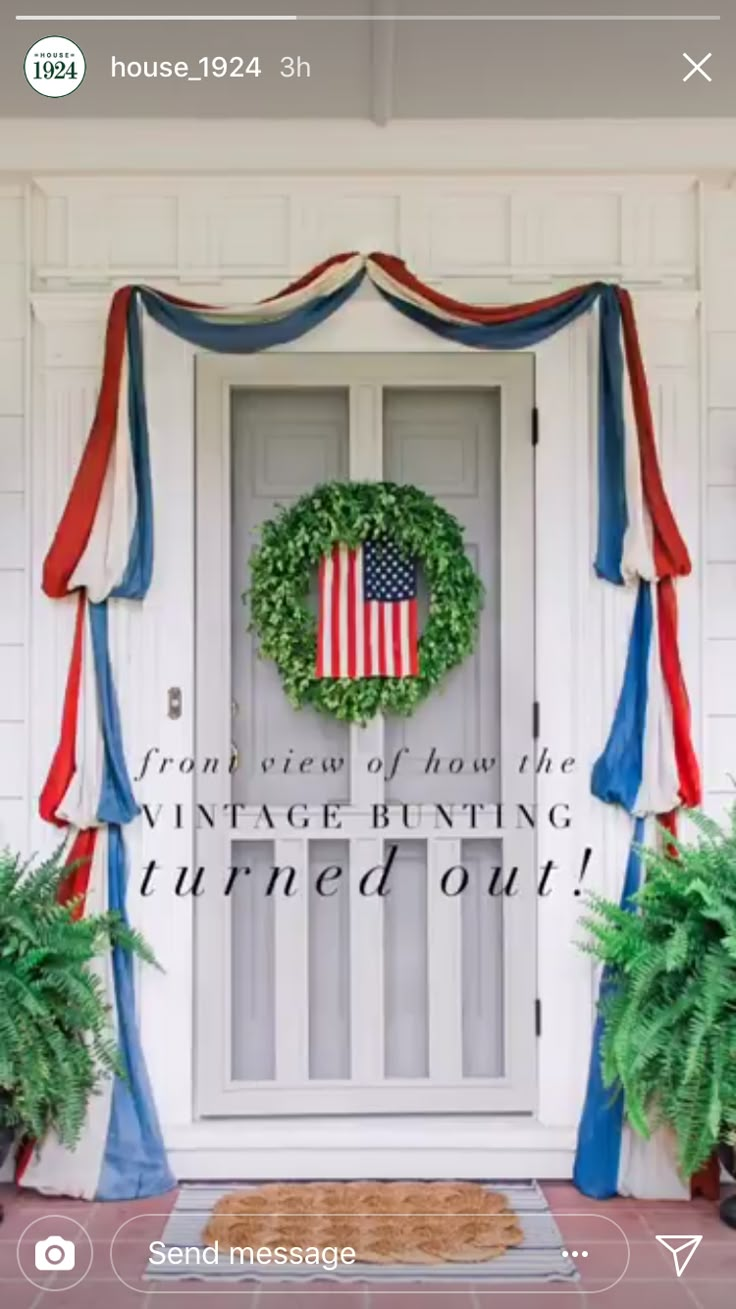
top-left (23, 35), bottom-right (86, 98)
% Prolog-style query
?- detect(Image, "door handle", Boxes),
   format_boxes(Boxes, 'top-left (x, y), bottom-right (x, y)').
top-left (167, 687), bottom-right (182, 719)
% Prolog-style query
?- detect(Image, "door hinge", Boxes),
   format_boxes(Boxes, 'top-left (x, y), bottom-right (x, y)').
top-left (531, 406), bottom-right (540, 446)
top-left (535, 998), bottom-right (542, 1038)
top-left (532, 700), bottom-right (540, 740)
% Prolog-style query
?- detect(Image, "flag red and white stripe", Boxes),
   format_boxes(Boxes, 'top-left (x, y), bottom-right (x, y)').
top-left (316, 543), bottom-right (419, 679)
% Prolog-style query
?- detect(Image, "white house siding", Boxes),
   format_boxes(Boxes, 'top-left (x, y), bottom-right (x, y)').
top-left (703, 187), bottom-right (736, 822)
top-left (0, 184), bottom-right (27, 856)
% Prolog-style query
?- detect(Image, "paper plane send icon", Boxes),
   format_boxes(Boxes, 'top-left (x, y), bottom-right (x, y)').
top-left (655, 1235), bottom-right (703, 1277)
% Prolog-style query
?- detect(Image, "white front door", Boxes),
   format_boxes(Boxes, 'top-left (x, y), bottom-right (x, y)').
top-left (195, 352), bottom-right (537, 1117)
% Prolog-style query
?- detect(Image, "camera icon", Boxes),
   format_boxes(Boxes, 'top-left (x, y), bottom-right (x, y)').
top-left (34, 1235), bottom-right (76, 1271)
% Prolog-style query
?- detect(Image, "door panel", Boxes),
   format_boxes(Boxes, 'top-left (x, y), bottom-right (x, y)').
top-left (230, 840), bottom-right (276, 1082)
top-left (308, 840), bottom-right (351, 1080)
top-left (460, 839), bottom-right (505, 1079)
top-left (383, 840), bottom-right (430, 1079)
top-left (383, 389), bottom-right (501, 804)
top-left (230, 388), bottom-right (350, 807)
top-left (195, 352), bottom-right (536, 1118)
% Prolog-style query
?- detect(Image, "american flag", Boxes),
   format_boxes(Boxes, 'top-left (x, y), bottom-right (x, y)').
top-left (316, 539), bottom-right (419, 679)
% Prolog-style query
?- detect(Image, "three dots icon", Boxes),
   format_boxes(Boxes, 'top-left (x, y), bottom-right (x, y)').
top-left (561, 1250), bottom-right (589, 1259)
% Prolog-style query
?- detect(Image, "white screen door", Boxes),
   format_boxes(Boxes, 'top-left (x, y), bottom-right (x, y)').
top-left (195, 353), bottom-right (537, 1117)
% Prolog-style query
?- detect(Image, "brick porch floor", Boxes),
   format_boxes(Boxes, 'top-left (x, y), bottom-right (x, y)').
top-left (0, 1181), bottom-right (733, 1309)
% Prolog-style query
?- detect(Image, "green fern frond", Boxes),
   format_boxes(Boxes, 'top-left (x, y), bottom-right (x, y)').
top-left (0, 845), bottom-right (157, 1149)
top-left (579, 805), bottom-right (736, 1179)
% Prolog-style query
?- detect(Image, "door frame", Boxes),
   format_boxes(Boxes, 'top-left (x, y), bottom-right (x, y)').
top-left (118, 299), bottom-right (601, 1173)
top-left (193, 350), bottom-right (537, 1117)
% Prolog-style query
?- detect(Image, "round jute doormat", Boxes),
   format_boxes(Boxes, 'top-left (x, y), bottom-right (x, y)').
top-left (202, 1180), bottom-right (524, 1264)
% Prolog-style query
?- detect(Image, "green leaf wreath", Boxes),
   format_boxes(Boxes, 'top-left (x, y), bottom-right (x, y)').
top-left (246, 481), bottom-right (484, 724)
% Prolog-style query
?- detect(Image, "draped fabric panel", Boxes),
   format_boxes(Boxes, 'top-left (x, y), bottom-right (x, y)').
top-left (25, 252), bottom-right (700, 1200)
top-left (572, 816), bottom-right (647, 1200)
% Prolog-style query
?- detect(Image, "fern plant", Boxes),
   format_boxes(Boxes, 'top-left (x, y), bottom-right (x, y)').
top-left (0, 846), bottom-right (156, 1151)
top-left (580, 808), bottom-right (736, 1180)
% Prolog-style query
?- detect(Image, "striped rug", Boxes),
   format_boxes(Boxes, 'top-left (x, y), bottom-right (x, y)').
top-left (144, 1181), bottom-right (578, 1285)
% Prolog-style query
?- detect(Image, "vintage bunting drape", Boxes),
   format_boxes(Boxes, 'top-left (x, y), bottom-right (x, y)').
top-left (27, 251), bottom-right (700, 1201)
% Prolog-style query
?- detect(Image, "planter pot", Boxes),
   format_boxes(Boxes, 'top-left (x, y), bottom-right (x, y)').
top-left (691, 1149), bottom-right (721, 1201)
top-left (0, 1093), bottom-right (14, 1170)
top-left (0, 1116), bottom-right (14, 1229)
top-left (0, 1127), bottom-right (13, 1169)
top-left (719, 1140), bottom-right (735, 1178)
top-left (719, 1141), bottom-right (736, 1231)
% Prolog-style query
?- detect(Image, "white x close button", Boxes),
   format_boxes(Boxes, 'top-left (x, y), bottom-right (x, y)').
top-left (683, 52), bottom-right (712, 82)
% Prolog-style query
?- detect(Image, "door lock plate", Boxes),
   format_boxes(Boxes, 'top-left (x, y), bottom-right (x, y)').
top-left (167, 687), bottom-right (182, 719)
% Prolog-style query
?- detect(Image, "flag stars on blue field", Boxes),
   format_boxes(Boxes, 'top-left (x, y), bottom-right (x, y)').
top-left (363, 539), bottom-right (417, 602)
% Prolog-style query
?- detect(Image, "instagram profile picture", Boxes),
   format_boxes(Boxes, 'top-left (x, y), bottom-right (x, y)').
top-left (24, 36), bottom-right (86, 98)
